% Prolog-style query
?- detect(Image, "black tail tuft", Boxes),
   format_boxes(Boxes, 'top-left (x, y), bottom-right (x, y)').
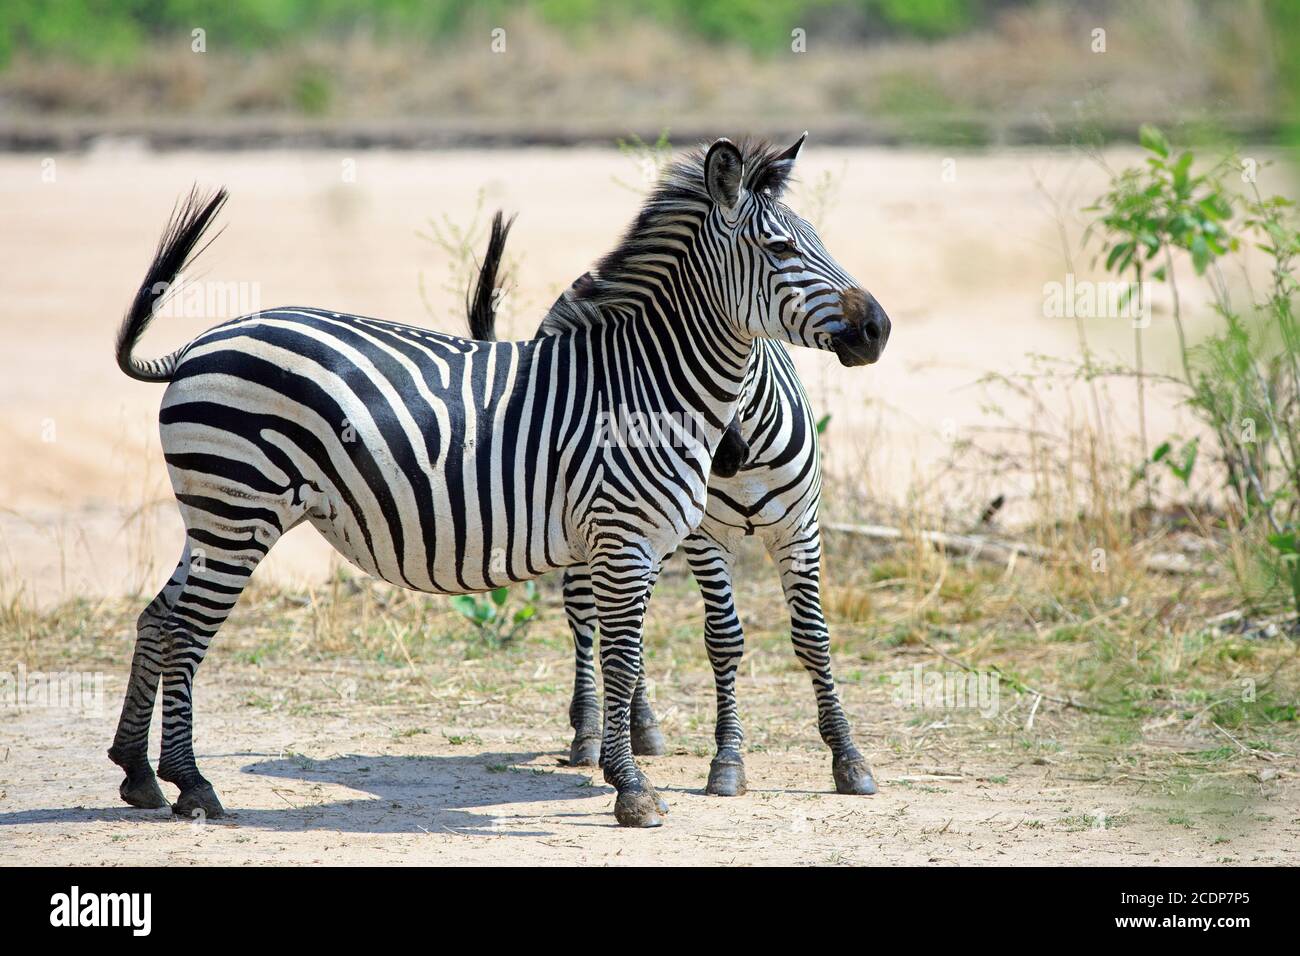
top-left (466, 211), bottom-right (515, 342)
top-left (116, 186), bottom-right (229, 382)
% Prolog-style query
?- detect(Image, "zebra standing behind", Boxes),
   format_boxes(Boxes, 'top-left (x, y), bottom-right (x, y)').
top-left (468, 220), bottom-right (885, 799)
top-left (108, 136), bottom-right (889, 827)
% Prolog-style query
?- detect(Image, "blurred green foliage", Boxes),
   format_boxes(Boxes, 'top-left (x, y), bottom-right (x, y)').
top-left (1264, 0), bottom-right (1300, 148)
top-left (0, 0), bottom-right (981, 66)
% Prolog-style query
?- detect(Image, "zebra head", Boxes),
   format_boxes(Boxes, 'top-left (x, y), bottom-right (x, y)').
top-left (700, 135), bottom-right (891, 367)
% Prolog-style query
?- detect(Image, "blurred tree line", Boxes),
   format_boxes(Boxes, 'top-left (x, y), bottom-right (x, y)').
top-left (5, 0), bottom-right (1299, 147)
top-left (0, 0), bottom-right (1014, 66)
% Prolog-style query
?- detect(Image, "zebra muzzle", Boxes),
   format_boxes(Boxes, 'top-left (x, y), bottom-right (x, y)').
top-left (830, 288), bottom-right (890, 367)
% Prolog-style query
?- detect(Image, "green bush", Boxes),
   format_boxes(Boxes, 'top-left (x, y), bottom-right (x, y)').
top-left (1086, 128), bottom-right (1300, 615)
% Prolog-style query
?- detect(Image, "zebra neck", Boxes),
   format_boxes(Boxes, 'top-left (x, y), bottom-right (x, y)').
top-left (615, 286), bottom-right (752, 434)
top-left (563, 238), bottom-right (753, 441)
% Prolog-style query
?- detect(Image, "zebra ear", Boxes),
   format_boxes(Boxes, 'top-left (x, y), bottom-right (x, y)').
top-left (704, 138), bottom-right (745, 209)
top-left (755, 132), bottom-right (806, 198)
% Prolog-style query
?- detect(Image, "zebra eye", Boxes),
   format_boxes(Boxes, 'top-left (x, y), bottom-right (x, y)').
top-left (767, 240), bottom-right (795, 256)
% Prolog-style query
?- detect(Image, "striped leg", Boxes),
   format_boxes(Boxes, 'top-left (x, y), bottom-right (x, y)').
top-left (683, 532), bottom-right (749, 796)
top-left (563, 567), bottom-right (603, 766)
top-left (111, 470), bottom-right (288, 818)
top-left (565, 565), bottom-right (665, 767)
top-left (589, 544), bottom-right (665, 827)
top-left (630, 662), bottom-right (666, 756)
top-left (108, 555), bottom-right (190, 809)
top-left (153, 527), bottom-right (272, 818)
top-left (630, 562), bottom-right (665, 755)
top-left (773, 521), bottom-right (876, 795)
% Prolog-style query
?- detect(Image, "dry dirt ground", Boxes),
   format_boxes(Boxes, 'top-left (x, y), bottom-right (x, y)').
top-left (3, 673), bottom-right (1294, 866)
top-left (2, 569), bottom-right (1296, 867)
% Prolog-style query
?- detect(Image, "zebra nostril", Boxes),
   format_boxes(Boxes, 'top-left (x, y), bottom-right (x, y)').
top-left (862, 299), bottom-right (890, 345)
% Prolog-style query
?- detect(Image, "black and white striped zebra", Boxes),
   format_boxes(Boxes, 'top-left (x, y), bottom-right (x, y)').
top-left (107, 136), bottom-right (889, 827)
top-left (469, 222), bottom-right (882, 799)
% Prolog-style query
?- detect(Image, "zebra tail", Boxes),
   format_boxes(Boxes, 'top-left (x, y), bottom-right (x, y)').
top-left (465, 210), bottom-right (515, 342)
top-left (115, 186), bottom-right (229, 383)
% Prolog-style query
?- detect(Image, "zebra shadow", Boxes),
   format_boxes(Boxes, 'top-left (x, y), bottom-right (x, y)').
top-left (0, 751), bottom-right (606, 837)
top-left (230, 751), bottom-right (605, 835)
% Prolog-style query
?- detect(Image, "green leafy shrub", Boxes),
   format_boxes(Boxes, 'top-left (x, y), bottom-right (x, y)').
top-left (1086, 127), bottom-right (1300, 615)
top-left (450, 582), bottom-right (540, 648)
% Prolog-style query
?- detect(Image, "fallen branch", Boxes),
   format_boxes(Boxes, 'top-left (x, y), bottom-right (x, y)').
top-left (918, 637), bottom-right (1096, 713)
top-left (825, 521), bottom-right (1045, 563)
top-left (824, 521), bottom-right (1208, 575)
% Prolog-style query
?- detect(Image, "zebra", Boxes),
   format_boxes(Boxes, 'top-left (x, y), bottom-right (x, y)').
top-left (468, 226), bottom-right (883, 799)
top-left (107, 136), bottom-right (890, 828)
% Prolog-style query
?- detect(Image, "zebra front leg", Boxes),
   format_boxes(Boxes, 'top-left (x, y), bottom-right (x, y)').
top-left (562, 566), bottom-right (602, 767)
top-left (684, 534), bottom-right (748, 796)
top-left (630, 669), bottom-right (666, 756)
top-left (630, 563), bottom-right (666, 756)
top-left (590, 548), bottom-right (665, 827)
top-left (775, 525), bottom-right (877, 795)
top-left (108, 556), bottom-right (189, 809)
top-left (566, 564), bottom-right (665, 764)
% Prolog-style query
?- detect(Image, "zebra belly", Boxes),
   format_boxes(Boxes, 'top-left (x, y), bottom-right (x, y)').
top-left (298, 474), bottom-right (576, 595)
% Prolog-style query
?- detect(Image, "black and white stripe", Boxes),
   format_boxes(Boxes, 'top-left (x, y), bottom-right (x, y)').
top-left (473, 257), bottom-right (879, 799)
top-left (108, 136), bottom-right (888, 827)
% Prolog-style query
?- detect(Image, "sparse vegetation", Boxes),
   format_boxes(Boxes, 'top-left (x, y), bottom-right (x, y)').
top-left (1083, 128), bottom-right (1300, 618)
top-left (417, 188), bottom-right (518, 332)
top-left (805, 127), bottom-right (1300, 797)
top-left (450, 582), bottom-right (541, 649)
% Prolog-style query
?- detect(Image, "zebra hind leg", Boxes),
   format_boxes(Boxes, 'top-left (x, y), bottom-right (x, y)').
top-left (562, 567), bottom-right (602, 767)
top-left (108, 556), bottom-right (190, 809)
top-left (775, 527), bottom-right (877, 796)
top-left (155, 519), bottom-right (281, 819)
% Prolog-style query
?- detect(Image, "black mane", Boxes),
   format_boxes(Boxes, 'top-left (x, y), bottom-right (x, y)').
top-left (467, 138), bottom-right (800, 340)
top-left (571, 138), bottom-right (796, 315)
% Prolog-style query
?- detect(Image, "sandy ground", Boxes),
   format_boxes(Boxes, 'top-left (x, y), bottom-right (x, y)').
top-left (4, 144), bottom-right (1276, 604)
top-left (2, 661), bottom-right (1294, 866)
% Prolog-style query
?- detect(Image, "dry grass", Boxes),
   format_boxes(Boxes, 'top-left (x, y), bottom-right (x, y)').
top-left (811, 378), bottom-right (1299, 793)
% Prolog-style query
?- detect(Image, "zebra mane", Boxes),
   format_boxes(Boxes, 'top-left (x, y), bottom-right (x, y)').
top-left (547, 138), bottom-right (798, 330)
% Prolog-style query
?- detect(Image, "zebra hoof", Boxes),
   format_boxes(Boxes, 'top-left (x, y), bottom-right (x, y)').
top-left (706, 753), bottom-right (747, 797)
top-left (569, 734), bottom-right (602, 767)
top-left (172, 781), bottom-right (225, 820)
top-left (833, 757), bottom-right (878, 796)
top-left (636, 774), bottom-right (670, 814)
top-left (631, 722), bottom-right (666, 756)
top-left (614, 788), bottom-right (664, 828)
top-left (119, 771), bottom-right (169, 810)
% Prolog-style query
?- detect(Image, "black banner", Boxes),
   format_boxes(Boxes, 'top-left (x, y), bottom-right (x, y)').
top-left (0, 866), bottom-right (1280, 942)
